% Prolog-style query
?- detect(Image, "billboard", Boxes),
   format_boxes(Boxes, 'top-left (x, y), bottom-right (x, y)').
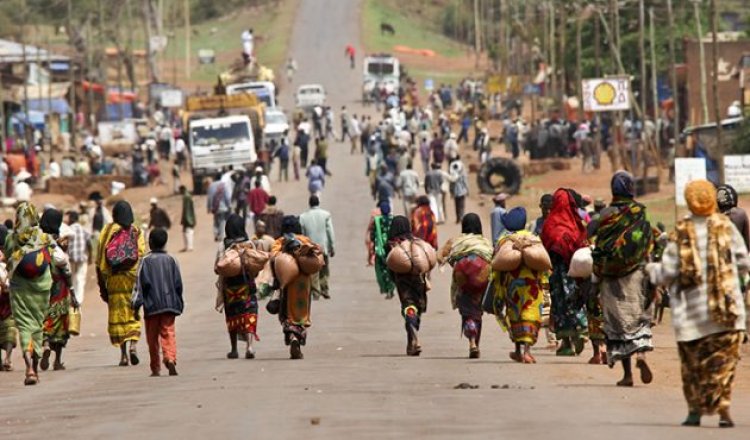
top-left (582, 77), bottom-right (631, 112)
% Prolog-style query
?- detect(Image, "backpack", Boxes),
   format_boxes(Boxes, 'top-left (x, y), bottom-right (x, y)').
top-left (16, 247), bottom-right (51, 279)
top-left (105, 226), bottom-right (140, 272)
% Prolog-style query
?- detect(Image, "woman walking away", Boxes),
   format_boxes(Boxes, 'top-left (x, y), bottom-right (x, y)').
top-left (647, 180), bottom-right (749, 428)
top-left (438, 213), bottom-right (492, 358)
top-left (387, 216), bottom-right (430, 356)
top-left (5, 203), bottom-right (56, 385)
top-left (215, 214), bottom-right (259, 359)
top-left (592, 171), bottom-right (657, 386)
top-left (411, 195), bottom-right (438, 249)
top-left (493, 208), bottom-right (549, 363)
top-left (0, 254), bottom-right (17, 371)
top-left (370, 200), bottom-right (395, 298)
top-left (541, 189), bottom-right (589, 357)
top-left (271, 216), bottom-right (315, 359)
top-left (97, 201), bottom-right (145, 366)
top-left (39, 208), bottom-right (76, 372)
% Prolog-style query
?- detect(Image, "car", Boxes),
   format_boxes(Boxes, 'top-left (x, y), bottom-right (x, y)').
top-left (295, 84), bottom-right (326, 109)
top-left (263, 109), bottom-right (290, 151)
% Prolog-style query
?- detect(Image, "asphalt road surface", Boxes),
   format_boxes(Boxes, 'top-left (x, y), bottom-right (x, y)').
top-left (1, 1), bottom-right (749, 438)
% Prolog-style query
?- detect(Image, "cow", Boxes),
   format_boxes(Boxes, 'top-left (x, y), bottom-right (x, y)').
top-left (380, 22), bottom-right (395, 36)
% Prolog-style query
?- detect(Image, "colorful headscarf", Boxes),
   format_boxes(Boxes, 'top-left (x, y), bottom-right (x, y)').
top-left (685, 180), bottom-right (718, 217)
top-left (7, 202), bottom-right (53, 275)
top-left (540, 189), bottom-right (588, 264)
top-left (611, 170), bottom-right (635, 199)
top-left (501, 207), bottom-right (527, 232)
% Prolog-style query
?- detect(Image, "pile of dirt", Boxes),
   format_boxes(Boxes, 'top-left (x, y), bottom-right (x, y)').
top-left (46, 175), bottom-right (128, 201)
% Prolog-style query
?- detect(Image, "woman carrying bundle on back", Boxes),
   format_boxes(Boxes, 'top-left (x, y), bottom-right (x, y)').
top-left (214, 214), bottom-right (260, 360)
top-left (438, 213), bottom-right (492, 358)
top-left (490, 207), bottom-right (551, 363)
top-left (592, 171), bottom-right (658, 387)
top-left (269, 216), bottom-right (322, 360)
top-left (386, 215), bottom-right (436, 356)
top-left (540, 189), bottom-right (589, 357)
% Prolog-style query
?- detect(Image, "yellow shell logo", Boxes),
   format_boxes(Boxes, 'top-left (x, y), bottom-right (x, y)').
top-left (593, 82), bottom-right (617, 105)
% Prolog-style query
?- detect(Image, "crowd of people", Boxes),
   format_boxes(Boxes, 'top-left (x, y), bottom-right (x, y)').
top-left (0, 65), bottom-right (747, 431)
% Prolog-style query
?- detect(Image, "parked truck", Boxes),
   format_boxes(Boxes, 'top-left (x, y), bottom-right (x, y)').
top-left (183, 94), bottom-right (265, 193)
top-left (362, 54), bottom-right (400, 103)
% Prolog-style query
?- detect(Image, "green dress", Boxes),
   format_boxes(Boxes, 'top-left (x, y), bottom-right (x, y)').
top-left (371, 215), bottom-right (394, 296)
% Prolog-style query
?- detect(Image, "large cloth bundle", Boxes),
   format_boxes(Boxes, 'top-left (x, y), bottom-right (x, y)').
top-left (492, 233), bottom-right (551, 272)
top-left (295, 243), bottom-right (325, 275)
top-left (453, 254), bottom-right (491, 295)
top-left (273, 252), bottom-right (300, 288)
top-left (386, 238), bottom-right (437, 274)
top-left (568, 246), bottom-right (593, 278)
top-left (214, 242), bottom-right (270, 278)
top-left (592, 201), bottom-right (653, 278)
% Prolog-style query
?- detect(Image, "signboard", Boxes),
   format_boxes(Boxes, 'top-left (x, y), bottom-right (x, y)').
top-left (674, 158), bottom-right (707, 206)
top-left (185, 93), bottom-right (259, 112)
top-left (98, 121), bottom-right (137, 145)
top-left (149, 35), bottom-right (168, 53)
top-left (582, 77), bottom-right (631, 112)
top-left (523, 84), bottom-right (541, 96)
top-left (424, 78), bottom-right (434, 92)
top-left (198, 49), bottom-right (215, 65)
top-left (160, 89), bottom-right (184, 108)
top-left (724, 155), bottom-right (750, 193)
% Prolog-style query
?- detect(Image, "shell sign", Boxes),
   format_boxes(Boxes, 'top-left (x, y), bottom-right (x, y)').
top-left (582, 77), bottom-right (631, 112)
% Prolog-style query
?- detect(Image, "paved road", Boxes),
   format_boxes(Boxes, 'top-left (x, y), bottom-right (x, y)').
top-left (2, 1), bottom-right (749, 438)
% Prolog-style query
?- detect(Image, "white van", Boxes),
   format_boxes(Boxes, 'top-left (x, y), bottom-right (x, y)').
top-left (295, 84), bottom-right (326, 109)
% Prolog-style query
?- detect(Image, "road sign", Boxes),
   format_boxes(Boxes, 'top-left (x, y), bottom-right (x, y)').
top-left (674, 158), bottom-right (707, 206)
top-left (424, 78), bottom-right (434, 92)
top-left (582, 77), bottom-right (631, 112)
top-left (160, 89), bottom-right (184, 108)
top-left (523, 84), bottom-right (541, 96)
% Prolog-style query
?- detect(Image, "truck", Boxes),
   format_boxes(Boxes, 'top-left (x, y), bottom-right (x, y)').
top-left (183, 94), bottom-right (265, 193)
top-left (362, 54), bottom-right (400, 102)
top-left (227, 81), bottom-right (277, 108)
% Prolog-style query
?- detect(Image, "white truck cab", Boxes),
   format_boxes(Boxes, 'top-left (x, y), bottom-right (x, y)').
top-left (226, 81), bottom-right (277, 108)
top-left (363, 54), bottom-right (400, 102)
top-left (188, 115), bottom-right (256, 191)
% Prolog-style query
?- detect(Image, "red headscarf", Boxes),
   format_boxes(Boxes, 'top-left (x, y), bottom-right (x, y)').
top-left (540, 188), bottom-right (587, 264)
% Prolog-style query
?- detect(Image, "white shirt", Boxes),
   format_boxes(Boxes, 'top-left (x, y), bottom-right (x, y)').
top-left (13, 181), bottom-right (32, 202)
top-left (175, 138), bottom-right (186, 153)
top-left (298, 121), bottom-right (312, 136)
top-left (49, 162), bottom-right (61, 178)
top-left (241, 30), bottom-right (254, 56)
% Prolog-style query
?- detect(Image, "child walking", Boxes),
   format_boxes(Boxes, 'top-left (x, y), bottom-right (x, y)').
top-left (132, 229), bottom-right (184, 376)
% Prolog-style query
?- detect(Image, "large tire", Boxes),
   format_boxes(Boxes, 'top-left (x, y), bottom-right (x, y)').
top-left (477, 157), bottom-right (523, 195)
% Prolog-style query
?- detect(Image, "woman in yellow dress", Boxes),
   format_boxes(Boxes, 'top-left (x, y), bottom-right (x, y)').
top-left (493, 207), bottom-right (548, 364)
top-left (97, 201), bottom-right (146, 366)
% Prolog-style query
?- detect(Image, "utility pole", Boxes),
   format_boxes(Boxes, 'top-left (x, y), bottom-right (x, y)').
top-left (667, 0), bottom-right (680, 157)
top-left (649, 7), bottom-right (660, 151)
top-left (184, 0), bottom-right (191, 79)
top-left (67, 0), bottom-right (76, 149)
top-left (99, 0), bottom-right (109, 122)
top-left (86, 14), bottom-right (94, 129)
top-left (594, 13), bottom-right (601, 77)
top-left (549, 1), bottom-right (557, 103)
top-left (576, 3), bottom-right (583, 121)
top-left (638, 0), bottom-right (647, 119)
top-left (473, 0), bottom-right (481, 68)
top-left (692, 0), bottom-right (709, 124)
top-left (21, 0), bottom-right (32, 149)
top-left (710, 0), bottom-right (724, 183)
top-left (559, 3), bottom-right (567, 96)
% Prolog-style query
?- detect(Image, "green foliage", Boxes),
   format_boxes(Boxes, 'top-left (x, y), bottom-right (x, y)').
top-left (730, 119), bottom-right (750, 155)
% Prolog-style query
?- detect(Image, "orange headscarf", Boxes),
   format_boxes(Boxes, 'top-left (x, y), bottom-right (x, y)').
top-left (684, 180), bottom-right (717, 217)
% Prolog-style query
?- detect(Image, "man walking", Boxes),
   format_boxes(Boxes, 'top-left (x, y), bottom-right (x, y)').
top-left (65, 210), bottom-right (91, 307)
top-left (148, 198), bottom-right (172, 232)
top-left (299, 196), bottom-right (335, 300)
top-left (490, 193), bottom-right (508, 244)
top-left (424, 163), bottom-right (444, 223)
top-left (396, 162), bottom-right (420, 216)
top-left (448, 157), bottom-right (469, 223)
top-left (207, 173), bottom-right (231, 241)
top-left (180, 185), bottom-right (196, 252)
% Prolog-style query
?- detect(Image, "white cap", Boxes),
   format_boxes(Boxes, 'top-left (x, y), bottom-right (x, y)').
top-left (150, 197), bottom-right (158, 204)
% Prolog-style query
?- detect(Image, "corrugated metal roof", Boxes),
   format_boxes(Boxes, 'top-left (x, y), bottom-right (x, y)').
top-left (0, 38), bottom-right (70, 63)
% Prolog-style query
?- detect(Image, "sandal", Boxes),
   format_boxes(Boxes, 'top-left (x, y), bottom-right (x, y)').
top-left (40, 348), bottom-right (51, 371)
top-left (290, 338), bottom-right (303, 360)
top-left (164, 360), bottom-right (178, 376)
top-left (616, 377), bottom-right (634, 387)
top-left (227, 351), bottom-right (239, 359)
top-left (129, 348), bottom-right (140, 366)
top-left (636, 359), bottom-right (653, 384)
top-left (118, 357), bottom-right (129, 367)
top-left (2, 361), bottom-right (12, 372)
top-left (509, 352), bottom-right (523, 363)
top-left (53, 363), bottom-right (66, 371)
top-left (469, 347), bottom-right (480, 359)
top-left (24, 373), bottom-right (38, 386)
top-left (523, 353), bottom-right (536, 364)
